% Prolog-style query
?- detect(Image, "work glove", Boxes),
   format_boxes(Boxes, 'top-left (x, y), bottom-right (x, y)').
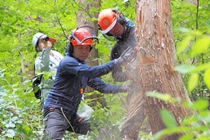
top-left (115, 47), bottom-right (138, 65)
top-left (121, 82), bottom-right (133, 92)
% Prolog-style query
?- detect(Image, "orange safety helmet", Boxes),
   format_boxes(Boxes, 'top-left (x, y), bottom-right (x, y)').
top-left (70, 26), bottom-right (98, 46)
top-left (67, 26), bottom-right (98, 54)
top-left (98, 9), bottom-right (120, 34)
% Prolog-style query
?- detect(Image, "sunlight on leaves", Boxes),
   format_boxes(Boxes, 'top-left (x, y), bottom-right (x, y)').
top-left (17, 2), bottom-right (25, 11)
top-left (204, 69), bottom-right (210, 88)
top-left (146, 92), bottom-right (175, 103)
top-left (5, 122), bottom-right (15, 128)
top-left (177, 35), bottom-right (192, 54)
top-left (190, 36), bottom-right (210, 58)
top-left (191, 100), bottom-right (209, 111)
top-left (190, 63), bottom-right (210, 73)
top-left (187, 73), bottom-right (198, 92)
top-left (5, 129), bottom-right (15, 138)
top-left (178, 27), bottom-right (191, 33)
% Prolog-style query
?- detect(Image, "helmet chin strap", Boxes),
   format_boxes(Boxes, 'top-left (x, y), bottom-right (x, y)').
top-left (121, 25), bottom-right (127, 37)
top-left (116, 24), bottom-right (127, 39)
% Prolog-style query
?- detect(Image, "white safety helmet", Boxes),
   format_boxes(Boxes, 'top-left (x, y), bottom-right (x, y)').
top-left (32, 32), bottom-right (56, 48)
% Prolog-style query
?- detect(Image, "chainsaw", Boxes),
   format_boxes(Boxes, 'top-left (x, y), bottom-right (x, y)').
top-left (122, 46), bottom-right (155, 81)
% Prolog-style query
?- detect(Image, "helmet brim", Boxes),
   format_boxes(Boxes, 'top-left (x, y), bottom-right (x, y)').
top-left (48, 37), bottom-right (56, 43)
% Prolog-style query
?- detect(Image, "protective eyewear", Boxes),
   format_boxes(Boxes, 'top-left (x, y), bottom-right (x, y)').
top-left (41, 36), bottom-right (50, 42)
top-left (36, 36), bottom-right (56, 47)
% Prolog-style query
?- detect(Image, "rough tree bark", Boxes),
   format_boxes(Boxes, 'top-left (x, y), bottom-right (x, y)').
top-left (134, 1), bottom-right (191, 139)
top-left (76, 0), bottom-right (107, 107)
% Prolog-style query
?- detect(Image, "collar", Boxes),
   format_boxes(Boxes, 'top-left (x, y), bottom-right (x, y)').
top-left (69, 53), bottom-right (86, 64)
top-left (116, 25), bottom-right (132, 41)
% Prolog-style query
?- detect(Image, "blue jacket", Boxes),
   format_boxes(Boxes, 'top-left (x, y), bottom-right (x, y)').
top-left (44, 55), bottom-right (126, 115)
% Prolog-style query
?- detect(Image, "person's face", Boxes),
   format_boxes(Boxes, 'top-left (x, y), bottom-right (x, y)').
top-left (108, 22), bottom-right (125, 37)
top-left (72, 45), bottom-right (91, 61)
top-left (36, 35), bottom-right (52, 51)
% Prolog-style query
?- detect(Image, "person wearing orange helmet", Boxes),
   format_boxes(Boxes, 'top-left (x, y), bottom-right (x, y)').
top-left (98, 9), bottom-right (145, 140)
top-left (42, 25), bottom-right (135, 139)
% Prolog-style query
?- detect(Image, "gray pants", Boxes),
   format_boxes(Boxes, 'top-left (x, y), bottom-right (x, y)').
top-left (42, 108), bottom-right (90, 140)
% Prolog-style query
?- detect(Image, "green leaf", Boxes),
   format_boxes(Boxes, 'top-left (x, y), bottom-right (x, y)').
top-left (179, 134), bottom-right (195, 140)
top-left (22, 124), bottom-right (32, 135)
top-left (146, 92), bottom-right (174, 103)
top-left (152, 126), bottom-right (192, 140)
top-left (17, 2), bottom-right (25, 11)
top-left (190, 36), bottom-right (210, 57)
top-left (191, 100), bottom-right (209, 111)
top-left (174, 64), bottom-right (195, 74)
top-left (177, 35), bottom-right (192, 54)
top-left (190, 63), bottom-right (210, 73)
top-left (5, 122), bottom-right (15, 128)
top-left (204, 69), bottom-right (210, 88)
top-left (160, 109), bottom-right (177, 128)
top-left (197, 110), bottom-right (210, 123)
top-left (181, 115), bottom-right (197, 125)
top-left (187, 73), bottom-right (198, 92)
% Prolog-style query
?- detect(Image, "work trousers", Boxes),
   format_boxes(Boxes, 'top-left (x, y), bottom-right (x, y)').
top-left (120, 84), bottom-right (145, 140)
top-left (42, 108), bottom-right (90, 140)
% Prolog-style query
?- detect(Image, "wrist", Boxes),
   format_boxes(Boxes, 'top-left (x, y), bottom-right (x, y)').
top-left (115, 57), bottom-right (124, 65)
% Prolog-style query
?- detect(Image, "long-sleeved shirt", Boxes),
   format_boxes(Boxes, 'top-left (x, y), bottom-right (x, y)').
top-left (110, 21), bottom-right (137, 82)
top-left (44, 55), bottom-right (127, 115)
top-left (35, 48), bottom-right (63, 102)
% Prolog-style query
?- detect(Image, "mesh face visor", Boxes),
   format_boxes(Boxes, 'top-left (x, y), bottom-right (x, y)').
top-left (70, 26), bottom-right (98, 46)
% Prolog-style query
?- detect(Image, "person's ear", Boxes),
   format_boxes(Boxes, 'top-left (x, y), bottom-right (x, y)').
top-left (36, 47), bottom-right (40, 52)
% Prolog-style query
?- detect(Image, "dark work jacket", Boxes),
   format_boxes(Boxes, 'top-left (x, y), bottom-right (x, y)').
top-left (44, 55), bottom-right (126, 115)
top-left (110, 21), bottom-right (137, 82)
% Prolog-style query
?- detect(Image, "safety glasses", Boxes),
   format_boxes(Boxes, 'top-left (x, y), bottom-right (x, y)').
top-left (42, 36), bottom-right (50, 42)
top-left (36, 35), bottom-right (56, 48)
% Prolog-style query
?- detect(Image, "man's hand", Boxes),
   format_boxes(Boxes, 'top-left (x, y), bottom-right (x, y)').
top-left (42, 39), bottom-right (52, 48)
top-left (121, 82), bottom-right (133, 92)
top-left (115, 47), bottom-right (137, 65)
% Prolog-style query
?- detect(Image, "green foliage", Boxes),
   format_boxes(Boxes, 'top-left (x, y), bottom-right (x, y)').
top-left (150, 94), bottom-right (210, 140)
top-left (174, 29), bottom-right (210, 95)
top-left (148, 1), bottom-right (210, 139)
top-left (0, 0), bottom-right (210, 139)
top-left (172, 0), bottom-right (210, 101)
top-left (147, 91), bottom-right (210, 139)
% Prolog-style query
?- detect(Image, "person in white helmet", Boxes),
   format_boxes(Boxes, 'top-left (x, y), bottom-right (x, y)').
top-left (32, 32), bottom-right (63, 105)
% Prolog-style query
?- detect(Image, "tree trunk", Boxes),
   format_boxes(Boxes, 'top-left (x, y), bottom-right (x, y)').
top-left (135, 1), bottom-right (191, 139)
top-left (76, 0), bottom-right (107, 107)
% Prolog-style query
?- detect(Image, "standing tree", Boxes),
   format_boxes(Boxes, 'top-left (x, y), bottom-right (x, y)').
top-left (125, 0), bottom-right (193, 139)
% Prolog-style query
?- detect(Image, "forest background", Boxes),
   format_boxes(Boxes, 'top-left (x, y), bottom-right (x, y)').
top-left (0, 0), bottom-right (210, 139)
